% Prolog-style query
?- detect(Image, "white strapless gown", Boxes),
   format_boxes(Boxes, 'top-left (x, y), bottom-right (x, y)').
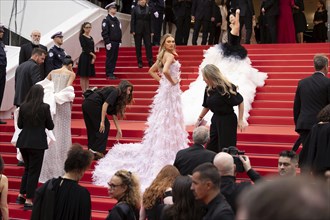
top-left (93, 61), bottom-right (189, 190)
top-left (182, 45), bottom-right (268, 126)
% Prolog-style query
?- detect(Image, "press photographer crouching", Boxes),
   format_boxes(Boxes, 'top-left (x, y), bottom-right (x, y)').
top-left (213, 147), bottom-right (261, 213)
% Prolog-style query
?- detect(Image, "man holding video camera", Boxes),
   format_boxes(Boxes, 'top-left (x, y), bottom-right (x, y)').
top-left (213, 149), bottom-right (261, 213)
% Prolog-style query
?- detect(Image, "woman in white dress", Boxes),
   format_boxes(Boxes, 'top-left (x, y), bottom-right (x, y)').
top-left (93, 34), bottom-right (189, 190)
top-left (39, 57), bottom-right (76, 182)
top-left (182, 9), bottom-right (268, 127)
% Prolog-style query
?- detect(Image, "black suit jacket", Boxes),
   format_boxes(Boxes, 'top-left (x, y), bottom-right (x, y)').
top-left (14, 59), bottom-right (42, 106)
top-left (192, 0), bottom-right (216, 21)
top-left (131, 5), bottom-right (154, 34)
top-left (173, 144), bottom-right (216, 175)
top-left (294, 72), bottom-right (330, 131)
top-left (238, 0), bottom-right (255, 16)
top-left (19, 42), bottom-right (47, 78)
top-left (16, 102), bottom-right (54, 150)
top-left (173, 0), bottom-right (192, 17)
top-left (261, 0), bottom-right (279, 16)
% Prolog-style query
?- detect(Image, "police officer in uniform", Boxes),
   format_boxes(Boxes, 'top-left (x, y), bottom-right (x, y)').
top-left (46, 31), bottom-right (67, 74)
top-left (102, 2), bottom-right (122, 80)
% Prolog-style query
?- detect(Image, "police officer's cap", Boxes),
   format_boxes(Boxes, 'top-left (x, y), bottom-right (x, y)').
top-left (105, 2), bottom-right (117, 10)
top-left (51, 31), bottom-right (63, 39)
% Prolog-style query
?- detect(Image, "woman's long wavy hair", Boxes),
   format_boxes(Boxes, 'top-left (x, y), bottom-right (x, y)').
top-left (116, 80), bottom-right (134, 118)
top-left (156, 33), bottom-right (176, 69)
top-left (21, 84), bottom-right (45, 125)
top-left (163, 176), bottom-right (204, 220)
top-left (79, 22), bottom-right (91, 36)
top-left (114, 170), bottom-right (141, 209)
top-left (317, 104), bottom-right (330, 122)
top-left (202, 64), bottom-right (237, 96)
top-left (143, 165), bottom-right (180, 209)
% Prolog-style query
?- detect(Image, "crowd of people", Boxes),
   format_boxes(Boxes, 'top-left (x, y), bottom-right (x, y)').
top-left (0, 0), bottom-right (329, 219)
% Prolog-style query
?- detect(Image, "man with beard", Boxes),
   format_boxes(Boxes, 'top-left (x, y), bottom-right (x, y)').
top-left (19, 30), bottom-right (48, 79)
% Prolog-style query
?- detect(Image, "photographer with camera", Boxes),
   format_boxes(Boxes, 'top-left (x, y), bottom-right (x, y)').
top-left (213, 149), bottom-right (261, 213)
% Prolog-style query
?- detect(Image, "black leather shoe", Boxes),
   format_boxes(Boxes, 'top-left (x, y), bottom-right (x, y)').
top-left (148, 61), bottom-right (153, 67)
top-left (0, 120), bottom-right (6, 124)
top-left (16, 196), bottom-right (26, 204)
top-left (17, 161), bottom-right (25, 166)
top-left (24, 203), bottom-right (33, 210)
top-left (107, 76), bottom-right (117, 80)
top-left (138, 63), bottom-right (143, 68)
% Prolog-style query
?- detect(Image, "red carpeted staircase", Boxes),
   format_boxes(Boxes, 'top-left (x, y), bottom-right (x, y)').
top-left (0, 43), bottom-right (329, 219)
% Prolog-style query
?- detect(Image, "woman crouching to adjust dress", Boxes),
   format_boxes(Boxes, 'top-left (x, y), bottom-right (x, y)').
top-left (82, 80), bottom-right (134, 159)
top-left (196, 64), bottom-right (244, 153)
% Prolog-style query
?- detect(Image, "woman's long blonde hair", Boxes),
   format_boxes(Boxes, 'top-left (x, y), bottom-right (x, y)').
top-left (156, 33), bottom-right (176, 69)
top-left (142, 165), bottom-right (180, 209)
top-left (114, 170), bottom-right (141, 209)
top-left (202, 64), bottom-right (237, 96)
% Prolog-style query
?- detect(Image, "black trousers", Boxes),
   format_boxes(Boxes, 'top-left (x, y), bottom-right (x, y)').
top-left (105, 42), bottom-right (120, 77)
top-left (239, 15), bottom-right (253, 44)
top-left (0, 65), bottom-right (6, 108)
top-left (82, 98), bottom-right (110, 153)
top-left (207, 113), bottom-right (237, 153)
top-left (19, 148), bottom-right (45, 199)
top-left (261, 15), bottom-right (277, 43)
top-left (175, 10), bottom-right (191, 45)
top-left (134, 33), bottom-right (153, 65)
top-left (192, 19), bottom-right (210, 45)
top-left (152, 12), bottom-right (164, 45)
top-left (208, 22), bottom-right (221, 45)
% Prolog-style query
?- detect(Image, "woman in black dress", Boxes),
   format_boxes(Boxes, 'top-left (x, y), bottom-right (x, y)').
top-left (77, 22), bottom-right (96, 92)
top-left (293, 0), bottom-right (307, 43)
top-left (106, 170), bottom-right (140, 220)
top-left (82, 80), bottom-right (134, 159)
top-left (196, 64), bottom-right (244, 153)
top-left (31, 144), bottom-right (93, 220)
top-left (313, 0), bottom-right (328, 43)
top-left (15, 85), bottom-right (54, 210)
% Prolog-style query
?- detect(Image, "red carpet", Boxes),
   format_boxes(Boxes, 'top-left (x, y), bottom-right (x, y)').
top-left (0, 42), bottom-right (329, 219)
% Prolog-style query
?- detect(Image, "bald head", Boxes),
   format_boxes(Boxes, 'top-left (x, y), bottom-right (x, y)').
top-left (213, 152), bottom-right (235, 176)
top-left (31, 30), bottom-right (41, 45)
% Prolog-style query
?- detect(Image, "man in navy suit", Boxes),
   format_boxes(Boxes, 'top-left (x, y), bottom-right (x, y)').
top-left (293, 54), bottom-right (330, 152)
top-left (174, 126), bottom-right (216, 175)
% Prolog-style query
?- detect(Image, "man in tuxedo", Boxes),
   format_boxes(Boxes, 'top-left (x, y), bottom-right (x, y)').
top-left (149, 0), bottom-right (165, 46)
top-left (174, 126), bottom-right (216, 175)
top-left (260, 0), bottom-right (278, 43)
top-left (0, 26), bottom-right (7, 124)
top-left (293, 55), bottom-right (330, 152)
top-left (238, 0), bottom-right (255, 44)
top-left (14, 48), bottom-right (46, 107)
top-left (131, 0), bottom-right (153, 68)
top-left (173, 0), bottom-right (192, 45)
top-left (191, 0), bottom-right (216, 45)
top-left (19, 30), bottom-right (48, 79)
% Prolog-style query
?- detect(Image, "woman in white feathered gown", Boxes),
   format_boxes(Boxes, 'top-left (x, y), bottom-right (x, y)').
top-left (182, 9), bottom-right (268, 127)
top-left (93, 34), bottom-right (189, 190)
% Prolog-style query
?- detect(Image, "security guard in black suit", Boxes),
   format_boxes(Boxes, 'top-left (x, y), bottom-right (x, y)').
top-left (131, 0), bottom-right (153, 68)
top-left (149, 0), bottom-right (165, 46)
top-left (102, 2), bottom-right (122, 79)
top-left (173, 0), bottom-right (192, 45)
top-left (191, 0), bottom-right (216, 45)
top-left (0, 26), bottom-right (7, 124)
top-left (46, 31), bottom-right (67, 74)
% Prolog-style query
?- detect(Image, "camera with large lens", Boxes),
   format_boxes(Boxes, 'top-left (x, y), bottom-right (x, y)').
top-left (222, 146), bottom-right (245, 173)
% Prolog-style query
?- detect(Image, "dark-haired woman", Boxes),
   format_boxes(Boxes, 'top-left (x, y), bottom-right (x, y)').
top-left (31, 144), bottom-right (93, 220)
top-left (39, 56), bottom-right (76, 183)
top-left (300, 104), bottom-right (330, 177)
top-left (82, 80), bottom-right (134, 159)
top-left (77, 22), bottom-right (96, 92)
top-left (161, 176), bottom-right (203, 220)
top-left (313, 0), bottom-right (328, 43)
top-left (0, 156), bottom-right (9, 220)
top-left (16, 84), bottom-right (54, 209)
top-left (106, 170), bottom-right (141, 220)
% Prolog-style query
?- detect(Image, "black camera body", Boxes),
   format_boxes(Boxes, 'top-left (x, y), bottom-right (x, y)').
top-left (222, 146), bottom-right (245, 173)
